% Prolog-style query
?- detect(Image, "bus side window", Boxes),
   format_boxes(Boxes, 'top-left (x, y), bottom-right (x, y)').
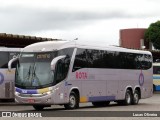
top-left (0, 52), bottom-right (9, 68)
top-left (72, 49), bottom-right (88, 72)
top-left (54, 48), bottom-right (74, 83)
top-left (140, 54), bottom-right (152, 70)
top-left (55, 57), bottom-right (70, 84)
top-left (55, 59), bottom-right (64, 84)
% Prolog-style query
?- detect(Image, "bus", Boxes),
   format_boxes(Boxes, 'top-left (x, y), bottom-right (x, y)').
top-left (0, 47), bottom-right (20, 101)
top-left (153, 63), bottom-right (160, 91)
top-left (8, 41), bottom-right (153, 110)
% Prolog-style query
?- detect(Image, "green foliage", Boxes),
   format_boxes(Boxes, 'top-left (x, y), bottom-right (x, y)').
top-left (144, 21), bottom-right (160, 49)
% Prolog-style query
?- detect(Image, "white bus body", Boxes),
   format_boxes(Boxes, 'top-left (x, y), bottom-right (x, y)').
top-left (0, 48), bottom-right (20, 100)
top-left (9, 41), bottom-right (153, 110)
top-left (153, 62), bottom-right (160, 91)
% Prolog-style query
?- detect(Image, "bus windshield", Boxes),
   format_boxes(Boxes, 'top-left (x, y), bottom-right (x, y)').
top-left (15, 52), bottom-right (56, 89)
top-left (15, 48), bottom-right (74, 89)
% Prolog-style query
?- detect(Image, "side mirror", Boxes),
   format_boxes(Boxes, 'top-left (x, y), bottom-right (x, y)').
top-left (51, 55), bottom-right (66, 71)
top-left (8, 57), bottom-right (18, 71)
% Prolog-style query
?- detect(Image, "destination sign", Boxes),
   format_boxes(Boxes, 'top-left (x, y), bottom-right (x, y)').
top-left (36, 54), bottom-right (51, 59)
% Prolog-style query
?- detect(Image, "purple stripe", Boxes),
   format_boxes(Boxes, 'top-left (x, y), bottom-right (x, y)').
top-left (16, 87), bottom-right (22, 93)
top-left (89, 96), bottom-right (115, 102)
top-left (16, 87), bottom-right (38, 94)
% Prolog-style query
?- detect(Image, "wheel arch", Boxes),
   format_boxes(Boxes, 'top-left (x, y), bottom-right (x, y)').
top-left (125, 86), bottom-right (133, 95)
top-left (69, 87), bottom-right (80, 102)
top-left (64, 87), bottom-right (80, 109)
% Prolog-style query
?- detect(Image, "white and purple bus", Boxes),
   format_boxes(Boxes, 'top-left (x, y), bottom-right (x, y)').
top-left (0, 47), bottom-right (20, 100)
top-left (8, 41), bottom-right (153, 110)
top-left (153, 62), bottom-right (160, 91)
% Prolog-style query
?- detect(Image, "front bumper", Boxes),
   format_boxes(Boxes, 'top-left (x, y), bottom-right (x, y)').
top-left (15, 93), bottom-right (54, 105)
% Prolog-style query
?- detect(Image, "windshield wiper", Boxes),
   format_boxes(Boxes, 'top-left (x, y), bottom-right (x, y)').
top-left (22, 65), bottom-right (32, 86)
top-left (32, 64), bottom-right (41, 86)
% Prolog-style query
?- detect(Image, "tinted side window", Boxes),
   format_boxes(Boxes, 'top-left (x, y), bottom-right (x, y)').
top-left (55, 59), bottom-right (66, 84)
top-left (73, 49), bottom-right (88, 72)
top-left (86, 49), bottom-right (104, 68)
top-left (135, 54), bottom-right (152, 70)
top-left (73, 48), bottom-right (152, 71)
top-left (0, 52), bottom-right (9, 68)
top-left (86, 50), bottom-right (116, 68)
top-left (55, 48), bottom-right (74, 83)
top-left (125, 53), bottom-right (137, 69)
top-left (58, 48), bottom-right (74, 77)
top-left (142, 54), bottom-right (152, 69)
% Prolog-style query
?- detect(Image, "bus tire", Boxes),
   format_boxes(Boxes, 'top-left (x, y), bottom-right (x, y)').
top-left (132, 90), bottom-right (140, 105)
top-left (33, 105), bottom-right (44, 111)
top-left (123, 90), bottom-right (132, 105)
top-left (64, 91), bottom-right (79, 109)
top-left (153, 84), bottom-right (156, 93)
top-left (92, 101), bottom-right (110, 107)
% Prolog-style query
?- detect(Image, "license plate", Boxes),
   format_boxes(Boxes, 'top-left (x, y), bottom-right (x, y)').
top-left (27, 99), bottom-right (35, 103)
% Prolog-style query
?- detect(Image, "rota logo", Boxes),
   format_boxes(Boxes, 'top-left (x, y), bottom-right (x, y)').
top-left (76, 72), bottom-right (87, 80)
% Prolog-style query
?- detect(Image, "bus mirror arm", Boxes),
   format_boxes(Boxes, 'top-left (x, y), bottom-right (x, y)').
top-left (8, 57), bottom-right (18, 71)
top-left (51, 55), bottom-right (66, 71)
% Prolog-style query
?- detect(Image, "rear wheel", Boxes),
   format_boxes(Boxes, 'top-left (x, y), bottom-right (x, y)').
top-left (33, 105), bottom-right (45, 111)
top-left (132, 90), bottom-right (140, 105)
top-left (153, 84), bottom-right (156, 93)
top-left (92, 101), bottom-right (110, 107)
top-left (123, 90), bottom-right (132, 105)
top-left (64, 92), bottom-right (79, 109)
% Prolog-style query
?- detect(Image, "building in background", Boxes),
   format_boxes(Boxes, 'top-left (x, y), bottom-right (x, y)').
top-left (119, 28), bottom-right (150, 49)
top-left (119, 28), bottom-right (160, 62)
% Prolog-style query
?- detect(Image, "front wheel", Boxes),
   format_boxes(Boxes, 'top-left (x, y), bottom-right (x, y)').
top-left (64, 92), bottom-right (79, 109)
top-left (153, 84), bottom-right (156, 93)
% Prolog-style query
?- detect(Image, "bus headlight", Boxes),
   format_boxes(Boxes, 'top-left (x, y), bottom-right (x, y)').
top-left (46, 91), bottom-right (52, 95)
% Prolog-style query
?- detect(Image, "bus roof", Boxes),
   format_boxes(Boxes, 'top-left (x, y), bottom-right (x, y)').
top-left (22, 41), bottom-right (152, 55)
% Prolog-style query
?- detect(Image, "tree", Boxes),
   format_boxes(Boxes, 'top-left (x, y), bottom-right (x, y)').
top-left (144, 21), bottom-right (160, 50)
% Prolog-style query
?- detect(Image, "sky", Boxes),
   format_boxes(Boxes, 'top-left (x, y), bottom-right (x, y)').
top-left (0, 0), bottom-right (160, 46)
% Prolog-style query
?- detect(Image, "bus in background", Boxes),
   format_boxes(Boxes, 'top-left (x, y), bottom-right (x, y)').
top-left (153, 62), bottom-right (160, 91)
top-left (8, 41), bottom-right (153, 110)
top-left (0, 47), bottom-right (20, 101)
